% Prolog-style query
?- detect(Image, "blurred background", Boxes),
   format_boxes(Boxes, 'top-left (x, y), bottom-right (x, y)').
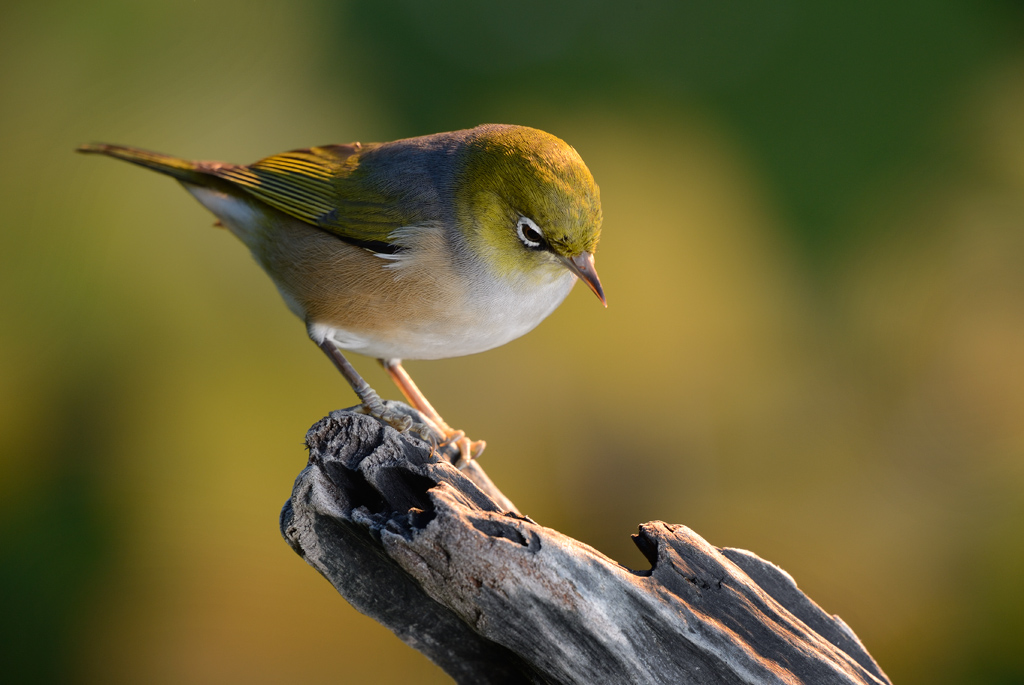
top-left (3, 1), bottom-right (1024, 682)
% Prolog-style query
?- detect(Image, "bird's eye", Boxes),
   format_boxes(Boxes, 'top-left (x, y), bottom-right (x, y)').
top-left (516, 216), bottom-right (544, 249)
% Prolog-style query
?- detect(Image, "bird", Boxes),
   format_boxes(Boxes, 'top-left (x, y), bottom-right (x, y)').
top-left (78, 124), bottom-right (606, 464)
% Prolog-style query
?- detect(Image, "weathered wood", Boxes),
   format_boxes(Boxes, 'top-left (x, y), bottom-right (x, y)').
top-left (280, 406), bottom-right (890, 685)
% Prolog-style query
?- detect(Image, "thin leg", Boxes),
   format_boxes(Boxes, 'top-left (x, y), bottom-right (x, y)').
top-left (380, 358), bottom-right (486, 464)
top-left (314, 338), bottom-right (414, 433)
top-left (381, 359), bottom-right (446, 430)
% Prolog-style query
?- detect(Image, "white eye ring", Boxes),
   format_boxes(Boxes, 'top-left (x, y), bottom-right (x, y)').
top-left (516, 216), bottom-right (544, 248)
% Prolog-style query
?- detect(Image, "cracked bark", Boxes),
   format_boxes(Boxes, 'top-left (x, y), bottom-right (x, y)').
top-left (280, 405), bottom-right (891, 685)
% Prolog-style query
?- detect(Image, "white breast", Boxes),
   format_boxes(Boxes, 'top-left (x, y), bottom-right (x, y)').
top-left (314, 268), bottom-right (577, 360)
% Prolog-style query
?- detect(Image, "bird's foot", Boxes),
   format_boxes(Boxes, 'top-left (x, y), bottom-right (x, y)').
top-left (376, 359), bottom-right (486, 467)
top-left (439, 430), bottom-right (486, 468)
top-left (354, 402), bottom-right (424, 436)
top-left (353, 402), bottom-right (484, 467)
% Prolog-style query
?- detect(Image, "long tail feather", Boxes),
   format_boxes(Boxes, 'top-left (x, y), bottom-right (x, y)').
top-left (76, 143), bottom-right (219, 186)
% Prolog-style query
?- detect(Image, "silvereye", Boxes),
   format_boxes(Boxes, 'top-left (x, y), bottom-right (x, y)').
top-left (78, 124), bottom-right (605, 462)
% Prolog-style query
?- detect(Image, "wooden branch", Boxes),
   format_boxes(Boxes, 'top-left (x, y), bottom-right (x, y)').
top-left (280, 405), bottom-right (891, 685)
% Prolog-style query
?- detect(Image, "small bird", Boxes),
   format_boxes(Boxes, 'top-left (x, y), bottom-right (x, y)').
top-left (78, 124), bottom-right (605, 463)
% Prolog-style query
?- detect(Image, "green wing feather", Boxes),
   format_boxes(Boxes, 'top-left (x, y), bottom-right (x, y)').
top-left (78, 142), bottom-right (412, 247)
top-left (212, 144), bottom-right (410, 246)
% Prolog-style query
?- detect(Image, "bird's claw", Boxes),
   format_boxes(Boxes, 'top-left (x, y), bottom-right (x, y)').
top-left (408, 421), bottom-right (439, 443)
top-left (440, 432), bottom-right (486, 468)
top-left (355, 402), bottom-right (414, 433)
top-left (356, 402), bottom-right (484, 467)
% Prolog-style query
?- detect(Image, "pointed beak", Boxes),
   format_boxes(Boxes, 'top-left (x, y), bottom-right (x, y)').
top-left (562, 252), bottom-right (607, 307)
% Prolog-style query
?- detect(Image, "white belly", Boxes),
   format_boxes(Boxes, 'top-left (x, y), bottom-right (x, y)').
top-left (312, 268), bottom-right (577, 360)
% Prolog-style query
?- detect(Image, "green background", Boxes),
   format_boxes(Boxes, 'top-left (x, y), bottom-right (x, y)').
top-left (3, 1), bottom-right (1024, 682)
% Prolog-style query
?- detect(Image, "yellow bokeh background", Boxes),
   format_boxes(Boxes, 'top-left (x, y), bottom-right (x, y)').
top-left (3, 2), bottom-right (1024, 683)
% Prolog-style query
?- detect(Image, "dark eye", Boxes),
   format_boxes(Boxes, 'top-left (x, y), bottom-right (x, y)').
top-left (516, 216), bottom-right (545, 249)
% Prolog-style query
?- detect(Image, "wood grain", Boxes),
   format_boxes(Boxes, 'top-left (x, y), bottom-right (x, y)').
top-left (281, 405), bottom-right (890, 685)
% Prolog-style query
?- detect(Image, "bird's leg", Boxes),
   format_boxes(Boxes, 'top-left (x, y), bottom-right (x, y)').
top-left (380, 358), bottom-right (486, 465)
top-left (314, 338), bottom-right (432, 437)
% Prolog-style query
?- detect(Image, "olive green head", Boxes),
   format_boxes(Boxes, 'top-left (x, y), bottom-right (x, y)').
top-left (454, 125), bottom-right (602, 282)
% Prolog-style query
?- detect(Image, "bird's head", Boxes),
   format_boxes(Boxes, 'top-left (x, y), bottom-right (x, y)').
top-left (454, 125), bottom-right (605, 306)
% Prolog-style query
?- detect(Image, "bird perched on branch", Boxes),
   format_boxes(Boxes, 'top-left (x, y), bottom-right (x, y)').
top-left (78, 124), bottom-right (606, 463)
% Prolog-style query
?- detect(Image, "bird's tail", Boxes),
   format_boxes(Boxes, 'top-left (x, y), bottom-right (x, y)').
top-left (76, 143), bottom-right (220, 186)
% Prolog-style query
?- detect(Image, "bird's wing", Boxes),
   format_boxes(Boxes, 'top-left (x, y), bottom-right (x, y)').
top-left (212, 144), bottom-right (409, 250)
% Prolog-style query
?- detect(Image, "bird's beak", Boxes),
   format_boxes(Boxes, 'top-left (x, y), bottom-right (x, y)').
top-left (562, 252), bottom-right (607, 307)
